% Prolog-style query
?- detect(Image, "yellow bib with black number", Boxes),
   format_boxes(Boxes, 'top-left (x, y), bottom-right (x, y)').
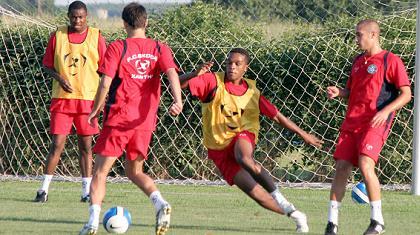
top-left (53, 26), bottom-right (100, 100)
top-left (202, 72), bottom-right (260, 150)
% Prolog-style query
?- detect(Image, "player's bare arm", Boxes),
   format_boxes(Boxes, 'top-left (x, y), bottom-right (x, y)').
top-left (43, 66), bottom-right (73, 93)
top-left (88, 75), bottom-right (112, 125)
top-left (371, 85), bottom-right (411, 127)
top-left (179, 61), bottom-right (214, 89)
top-left (326, 86), bottom-right (349, 99)
top-left (273, 111), bottom-right (324, 148)
top-left (166, 68), bottom-right (183, 116)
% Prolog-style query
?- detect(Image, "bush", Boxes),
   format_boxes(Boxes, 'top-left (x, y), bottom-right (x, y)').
top-left (1, 3), bottom-right (415, 184)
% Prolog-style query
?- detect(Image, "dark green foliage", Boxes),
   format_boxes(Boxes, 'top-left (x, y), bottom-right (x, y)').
top-left (1, 25), bottom-right (56, 175)
top-left (204, 0), bottom-right (415, 22)
top-left (1, 2), bottom-right (415, 184)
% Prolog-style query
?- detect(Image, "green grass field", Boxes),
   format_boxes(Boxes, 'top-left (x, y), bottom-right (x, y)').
top-left (1, 180), bottom-right (419, 235)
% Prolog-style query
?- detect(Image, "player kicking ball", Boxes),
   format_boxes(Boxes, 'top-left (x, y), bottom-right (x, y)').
top-left (180, 48), bottom-right (323, 233)
top-left (79, 3), bottom-right (182, 235)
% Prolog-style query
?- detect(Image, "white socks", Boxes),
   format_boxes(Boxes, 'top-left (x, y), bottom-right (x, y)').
top-left (270, 189), bottom-right (295, 215)
top-left (82, 177), bottom-right (92, 197)
top-left (328, 200), bottom-right (341, 225)
top-left (40, 174), bottom-right (53, 193)
top-left (150, 191), bottom-right (167, 211)
top-left (370, 200), bottom-right (384, 225)
top-left (88, 204), bottom-right (101, 228)
top-left (40, 175), bottom-right (92, 197)
top-left (327, 200), bottom-right (383, 225)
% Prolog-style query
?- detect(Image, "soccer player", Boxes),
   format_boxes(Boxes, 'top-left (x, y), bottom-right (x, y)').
top-left (179, 48), bottom-right (323, 233)
top-left (324, 19), bottom-right (411, 235)
top-left (35, 1), bottom-right (106, 203)
top-left (79, 3), bottom-right (182, 235)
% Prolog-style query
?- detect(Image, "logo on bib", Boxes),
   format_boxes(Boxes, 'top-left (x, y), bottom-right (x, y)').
top-left (63, 53), bottom-right (87, 76)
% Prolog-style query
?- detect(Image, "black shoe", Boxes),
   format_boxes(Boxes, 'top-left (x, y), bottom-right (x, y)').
top-left (363, 219), bottom-right (385, 235)
top-left (324, 221), bottom-right (338, 235)
top-left (34, 190), bottom-right (48, 203)
top-left (80, 195), bottom-right (90, 203)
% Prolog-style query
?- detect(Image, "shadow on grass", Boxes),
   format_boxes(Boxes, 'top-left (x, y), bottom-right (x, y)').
top-left (0, 217), bottom-right (85, 224)
top-left (0, 217), bottom-right (310, 234)
top-left (0, 197), bottom-right (38, 203)
top-left (170, 223), bottom-right (295, 233)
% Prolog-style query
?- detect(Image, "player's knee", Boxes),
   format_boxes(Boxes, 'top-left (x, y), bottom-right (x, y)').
top-left (79, 145), bottom-right (92, 156)
top-left (126, 172), bottom-right (135, 181)
top-left (359, 163), bottom-right (375, 178)
top-left (239, 159), bottom-right (261, 175)
top-left (248, 189), bottom-right (269, 206)
top-left (335, 160), bottom-right (352, 173)
top-left (359, 157), bottom-right (376, 177)
top-left (126, 168), bottom-right (144, 181)
top-left (251, 164), bottom-right (262, 175)
top-left (125, 169), bottom-right (135, 181)
top-left (93, 169), bottom-right (108, 181)
top-left (49, 141), bottom-right (65, 154)
top-left (48, 147), bottom-right (63, 158)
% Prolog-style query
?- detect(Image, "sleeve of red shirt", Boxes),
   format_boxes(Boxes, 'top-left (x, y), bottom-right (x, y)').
top-left (98, 40), bottom-right (123, 79)
top-left (42, 32), bottom-right (56, 69)
top-left (259, 95), bottom-right (279, 119)
top-left (387, 53), bottom-right (410, 88)
top-left (188, 72), bottom-right (217, 102)
top-left (158, 42), bottom-right (179, 73)
top-left (97, 32), bottom-right (107, 68)
top-left (346, 74), bottom-right (352, 89)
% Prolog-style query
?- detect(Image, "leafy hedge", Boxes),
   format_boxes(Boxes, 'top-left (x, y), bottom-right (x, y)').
top-left (1, 2), bottom-right (415, 184)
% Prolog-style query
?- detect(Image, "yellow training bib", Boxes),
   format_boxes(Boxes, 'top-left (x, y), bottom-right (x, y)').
top-left (202, 72), bottom-right (260, 150)
top-left (52, 26), bottom-right (100, 100)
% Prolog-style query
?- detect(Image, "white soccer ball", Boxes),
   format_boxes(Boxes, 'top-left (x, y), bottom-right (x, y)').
top-left (103, 206), bottom-right (132, 234)
top-left (351, 182), bottom-right (369, 204)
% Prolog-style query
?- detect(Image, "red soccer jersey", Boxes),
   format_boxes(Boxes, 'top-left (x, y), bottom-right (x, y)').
top-left (341, 50), bottom-right (410, 131)
top-left (42, 27), bottom-right (107, 113)
top-left (99, 38), bottom-right (178, 130)
top-left (188, 72), bottom-right (279, 119)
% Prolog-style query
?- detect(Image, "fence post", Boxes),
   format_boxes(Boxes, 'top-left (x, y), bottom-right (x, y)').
top-left (412, 0), bottom-right (420, 195)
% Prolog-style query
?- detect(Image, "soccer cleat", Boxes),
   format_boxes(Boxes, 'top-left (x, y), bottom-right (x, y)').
top-left (155, 203), bottom-right (172, 235)
top-left (80, 195), bottom-right (90, 203)
top-left (79, 224), bottom-right (97, 235)
top-left (363, 219), bottom-right (385, 235)
top-left (324, 221), bottom-right (338, 235)
top-left (34, 190), bottom-right (48, 203)
top-left (289, 210), bottom-right (309, 233)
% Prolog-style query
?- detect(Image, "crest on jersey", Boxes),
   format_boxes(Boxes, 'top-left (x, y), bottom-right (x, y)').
top-left (135, 59), bottom-right (151, 74)
top-left (127, 53), bottom-right (157, 79)
top-left (367, 64), bottom-right (377, 74)
top-left (365, 144), bottom-right (373, 151)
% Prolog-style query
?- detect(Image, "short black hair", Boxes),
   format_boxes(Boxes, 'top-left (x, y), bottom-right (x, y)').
top-left (357, 19), bottom-right (379, 27)
top-left (357, 19), bottom-right (381, 34)
top-left (122, 2), bottom-right (147, 29)
top-left (229, 48), bottom-right (250, 64)
top-left (68, 1), bottom-right (87, 14)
